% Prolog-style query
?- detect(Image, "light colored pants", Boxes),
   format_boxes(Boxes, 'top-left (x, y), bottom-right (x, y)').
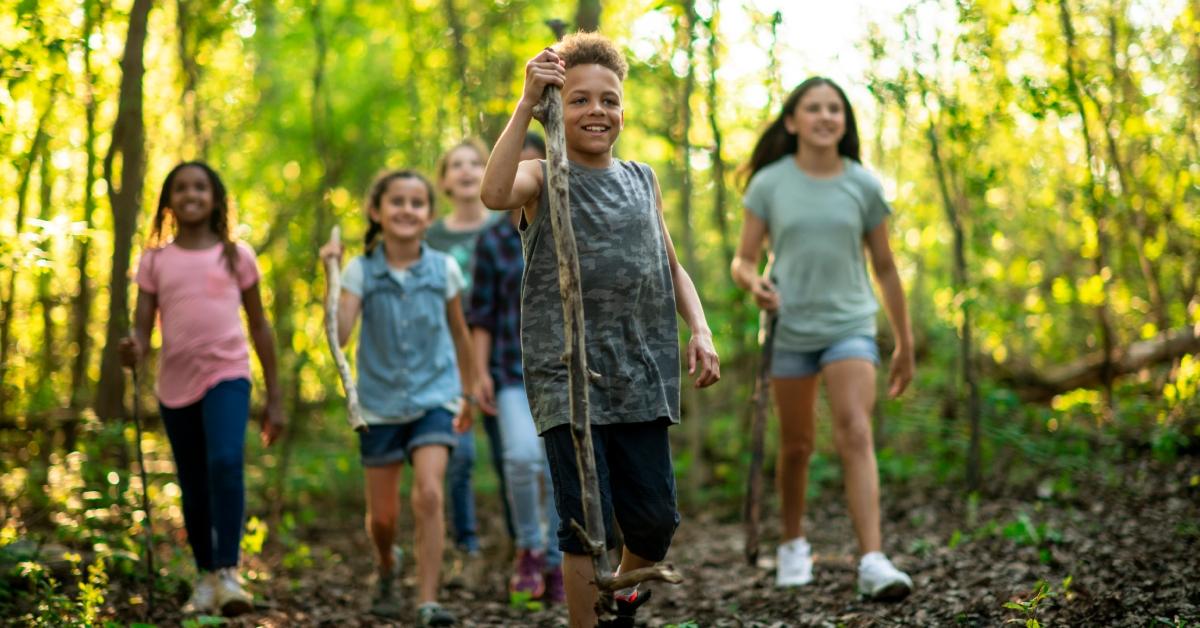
top-left (497, 385), bottom-right (561, 567)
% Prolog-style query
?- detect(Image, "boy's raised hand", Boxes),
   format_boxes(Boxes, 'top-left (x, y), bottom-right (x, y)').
top-left (519, 49), bottom-right (566, 109)
top-left (687, 330), bottom-right (721, 389)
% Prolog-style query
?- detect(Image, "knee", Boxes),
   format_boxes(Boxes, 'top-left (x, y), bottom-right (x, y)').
top-left (623, 507), bottom-right (678, 561)
top-left (207, 450), bottom-right (244, 482)
top-left (779, 435), bottom-right (815, 462)
top-left (503, 443), bottom-right (541, 478)
top-left (367, 509), bottom-right (397, 534)
top-left (411, 481), bottom-right (443, 515)
top-left (833, 417), bottom-right (874, 455)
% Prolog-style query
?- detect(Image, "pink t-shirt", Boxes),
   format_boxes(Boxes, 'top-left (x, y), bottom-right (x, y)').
top-left (135, 242), bottom-right (261, 408)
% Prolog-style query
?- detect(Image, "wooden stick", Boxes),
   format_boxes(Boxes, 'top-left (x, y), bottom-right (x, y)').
top-left (534, 71), bottom-right (686, 622)
top-left (323, 226), bottom-right (367, 432)
top-left (129, 366), bottom-right (155, 615)
top-left (531, 80), bottom-right (618, 617)
top-left (743, 308), bottom-right (777, 566)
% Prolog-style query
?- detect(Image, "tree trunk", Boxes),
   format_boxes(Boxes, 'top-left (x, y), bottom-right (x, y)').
top-left (443, 0), bottom-right (471, 134)
top-left (918, 73), bottom-right (981, 491)
top-left (0, 94), bottom-right (56, 419)
top-left (702, 3), bottom-right (731, 272)
top-left (176, 0), bottom-right (207, 158)
top-left (36, 143), bottom-right (57, 386)
top-left (95, 0), bottom-right (153, 420)
top-left (69, 0), bottom-right (104, 443)
top-left (308, 0), bottom-right (333, 245)
top-left (1058, 0), bottom-right (1117, 412)
top-left (575, 0), bottom-right (601, 31)
top-left (1088, 6), bottom-right (1171, 332)
top-left (676, 0), bottom-right (706, 502)
top-left (987, 326), bottom-right (1200, 401)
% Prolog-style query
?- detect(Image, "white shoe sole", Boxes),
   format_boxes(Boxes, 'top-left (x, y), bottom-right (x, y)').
top-left (776, 576), bottom-right (814, 588)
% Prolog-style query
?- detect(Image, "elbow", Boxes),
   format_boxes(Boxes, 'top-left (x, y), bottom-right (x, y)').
top-left (480, 186), bottom-right (505, 210)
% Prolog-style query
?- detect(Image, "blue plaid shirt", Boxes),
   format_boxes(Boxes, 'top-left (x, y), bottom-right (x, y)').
top-left (467, 217), bottom-right (525, 389)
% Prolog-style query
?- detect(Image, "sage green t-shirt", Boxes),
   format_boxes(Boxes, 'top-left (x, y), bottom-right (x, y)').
top-left (743, 156), bottom-right (892, 352)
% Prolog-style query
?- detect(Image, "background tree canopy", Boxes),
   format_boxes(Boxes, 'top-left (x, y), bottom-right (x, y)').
top-left (0, 0), bottom-right (1197, 625)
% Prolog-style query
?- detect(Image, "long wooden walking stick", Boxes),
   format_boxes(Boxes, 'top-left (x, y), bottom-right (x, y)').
top-left (743, 307), bottom-right (777, 566)
top-left (532, 38), bottom-right (681, 623)
top-left (322, 226), bottom-right (367, 432)
top-left (128, 365), bottom-right (156, 614)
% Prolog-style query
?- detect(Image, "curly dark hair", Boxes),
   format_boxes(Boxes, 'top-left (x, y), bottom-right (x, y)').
top-left (555, 32), bottom-right (628, 81)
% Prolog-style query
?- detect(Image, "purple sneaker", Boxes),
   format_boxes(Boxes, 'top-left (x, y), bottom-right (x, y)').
top-left (543, 565), bottom-right (565, 604)
top-left (509, 550), bottom-right (546, 599)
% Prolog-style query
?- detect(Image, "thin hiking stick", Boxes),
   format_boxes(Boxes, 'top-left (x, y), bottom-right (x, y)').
top-left (744, 309), bottom-right (777, 566)
top-left (322, 226), bottom-right (367, 432)
top-left (129, 365), bottom-right (155, 613)
top-left (533, 33), bottom-right (681, 622)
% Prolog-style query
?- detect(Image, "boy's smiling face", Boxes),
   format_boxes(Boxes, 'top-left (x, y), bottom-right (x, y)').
top-left (562, 63), bottom-right (624, 163)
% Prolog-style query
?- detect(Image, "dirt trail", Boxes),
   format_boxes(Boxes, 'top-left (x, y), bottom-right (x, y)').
top-left (115, 457), bottom-right (1198, 626)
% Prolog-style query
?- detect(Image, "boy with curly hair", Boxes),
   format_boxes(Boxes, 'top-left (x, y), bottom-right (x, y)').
top-left (480, 32), bottom-right (721, 627)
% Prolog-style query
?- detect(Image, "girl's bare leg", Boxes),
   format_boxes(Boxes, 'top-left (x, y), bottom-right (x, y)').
top-left (410, 445), bottom-right (450, 604)
top-left (823, 359), bottom-right (882, 554)
top-left (773, 376), bottom-right (820, 541)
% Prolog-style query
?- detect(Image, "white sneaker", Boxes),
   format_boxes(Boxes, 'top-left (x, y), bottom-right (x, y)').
top-left (181, 571), bottom-right (217, 614)
top-left (213, 567), bottom-right (254, 616)
top-left (775, 537), bottom-right (814, 587)
top-left (857, 551), bottom-right (913, 601)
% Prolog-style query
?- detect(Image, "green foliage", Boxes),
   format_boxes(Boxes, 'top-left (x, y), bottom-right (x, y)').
top-left (1, 0), bottom-right (1198, 620)
top-left (240, 516), bottom-right (268, 557)
top-left (4, 553), bottom-right (109, 627)
top-left (1003, 576), bottom-right (1073, 628)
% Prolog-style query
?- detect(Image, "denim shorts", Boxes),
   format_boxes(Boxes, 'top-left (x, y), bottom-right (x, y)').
top-left (771, 335), bottom-right (880, 378)
top-left (358, 408), bottom-right (457, 467)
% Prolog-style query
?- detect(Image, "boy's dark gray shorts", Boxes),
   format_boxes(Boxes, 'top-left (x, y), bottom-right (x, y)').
top-left (543, 418), bottom-right (679, 562)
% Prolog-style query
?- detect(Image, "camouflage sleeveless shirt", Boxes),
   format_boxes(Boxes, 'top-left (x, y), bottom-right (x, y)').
top-left (519, 159), bottom-right (681, 434)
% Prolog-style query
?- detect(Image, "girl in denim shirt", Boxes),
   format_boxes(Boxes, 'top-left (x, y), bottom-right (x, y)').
top-left (320, 169), bottom-right (479, 627)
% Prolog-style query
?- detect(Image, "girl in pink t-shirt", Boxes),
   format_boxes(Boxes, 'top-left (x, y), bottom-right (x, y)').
top-left (120, 162), bottom-right (284, 618)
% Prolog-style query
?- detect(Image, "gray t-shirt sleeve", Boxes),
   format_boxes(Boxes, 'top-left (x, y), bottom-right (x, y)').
top-left (743, 170), bottom-right (770, 220)
top-left (861, 172), bottom-right (893, 233)
top-left (445, 255), bottom-right (465, 300)
top-left (341, 256), bottom-right (365, 297)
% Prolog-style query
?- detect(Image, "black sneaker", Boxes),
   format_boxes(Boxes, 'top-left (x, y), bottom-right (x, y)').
top-left (416, 601), bottom-right (457, 627)
top-left (370, 548), bottom-right (405, 618)
top-left (597, 588), bottom-right (652, 628)
top-left (370, 576), bottom-right (404, 619)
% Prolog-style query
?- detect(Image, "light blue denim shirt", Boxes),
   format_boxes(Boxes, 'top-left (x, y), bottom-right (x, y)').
top-left (356, 243), bottom-right (461, 422)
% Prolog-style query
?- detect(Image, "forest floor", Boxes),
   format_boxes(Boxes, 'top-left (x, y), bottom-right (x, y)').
top-left (107, 455), bottom-right (1199, 627)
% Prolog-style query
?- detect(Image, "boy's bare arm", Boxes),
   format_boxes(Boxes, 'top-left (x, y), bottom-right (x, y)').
top-left (650, 169), bottom-right (721, 388)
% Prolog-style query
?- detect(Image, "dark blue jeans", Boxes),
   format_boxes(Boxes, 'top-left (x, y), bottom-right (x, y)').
top-left (161, 378), bottom-right (250, 571)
